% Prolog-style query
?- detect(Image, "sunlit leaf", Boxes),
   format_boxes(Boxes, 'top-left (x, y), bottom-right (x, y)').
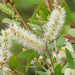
top-left (8, 55), bottom-right (18, 69)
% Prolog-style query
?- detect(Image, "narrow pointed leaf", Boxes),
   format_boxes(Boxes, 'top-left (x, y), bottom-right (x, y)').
top-left (65, 48), bottom-right (74, 68)
top-left (26, 51), bottom-right (35, 72)
top-left (30, 5), bottom-right (40, 23)
top-left (40, 6), bottom-right (50, 16)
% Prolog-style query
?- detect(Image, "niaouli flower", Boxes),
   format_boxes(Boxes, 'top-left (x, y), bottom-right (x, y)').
top-left (0, 29), bottom-right (12, 74)
top-left (9, 24), bottom-right (45, 54)
top-left (44, 6), bottom-right (66, 43)
top-left (0, 24), bottom-right (44, 55)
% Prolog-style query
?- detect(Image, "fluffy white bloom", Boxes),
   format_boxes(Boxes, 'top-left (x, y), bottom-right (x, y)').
top-left (9, 24), bottom-right (45, 53)
top-left (44, 7), bottom-right (66, 43)
top-left (0, 29), bottom-right (12, 74)
top-left (0, 29), bottom-right (13, 61)
top-left (64, 68), bottom-right (75, 75)
top-left (2, 67), bottom-right (11, 75)
top-left (0, 24), bottom-right (44, 54)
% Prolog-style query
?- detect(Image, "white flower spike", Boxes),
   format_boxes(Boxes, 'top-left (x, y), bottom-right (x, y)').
top-left (44, 7), bottom-right (66, 43)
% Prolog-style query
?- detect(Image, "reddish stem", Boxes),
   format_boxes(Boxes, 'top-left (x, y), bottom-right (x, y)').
top-left (42, 54), bottom-right (53, 73)
top-left (48, 0), bottom-right (52, 12)
top-left (46, 44), bottom-right (54, 70)
top-left (12, 5), bottom-right (29, 30)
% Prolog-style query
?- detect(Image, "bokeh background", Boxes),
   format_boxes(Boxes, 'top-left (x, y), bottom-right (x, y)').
top-left (0, 0), bottom-right (75, 75)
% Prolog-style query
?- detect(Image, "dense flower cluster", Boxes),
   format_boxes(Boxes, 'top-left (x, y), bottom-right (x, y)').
top-left (44, 6), bottom-right (66, 43)
top-left (0, 24), bottom-right (44, 54)
top-left (0, 29), bottom-right (12, 74)
top-left (9, 24), bottom-right (45, 53)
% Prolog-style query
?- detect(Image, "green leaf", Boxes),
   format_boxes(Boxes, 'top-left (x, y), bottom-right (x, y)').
top-left (29, 19), bottom-right (46, 25)
top-left (53, 57), bottom-right (56, 63)
top-left (36, 61), bottom-right (43, 68)
top-left (48, 42), bottom-right (54, 50)
top-left (26, 51), bottom-right (35, 72)
top-left (40, 6), bottom-right (50, 16)
top-left (37, 71), bottom-right (48, 75)
top-left (54, 64), bottom-right (62, 75)
top-left (24, 0), bottom-right (44, 4)
top-left (59, 29), bottom-right (66, 36)
top-left (8, 55), bottom-right (18, 69)
top-left (44, 51), bottom-right (49, 58)
top-left (30, 23), bottom-right (41, 31)
top-left (17, 50), bottom-right (34, 59)
top-left (12, 0), bottom-right (18, 2)
top-left (61, 1), bottom-right (70, 25)
top-left (39, 11), bottom-right (47, 21)
top-left (56, 35), bottom-right (66, 49)
top-left (30, 5), bottom-right (40, 23)
top-left (65, 48), bottom-right (75, 68)
top-left (68, 28), bottom-right (75, 38)
top-left (32, 31), bottom-right (43, 38)
top-left (72, 44), bottom-right (75, 51)
top-left (2, 18), bottom-right (21, 25)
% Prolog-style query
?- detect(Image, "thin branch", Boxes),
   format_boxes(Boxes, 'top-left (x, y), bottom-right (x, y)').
top-left (43, 65), bottom-right (50, 74)
top-left (42, 54), bottom-right (53, 74)
top-left (54, 40), bottom-right (59, 64)
top-left (3, 62), bottom-right (24, 75)
top-left (46, 44), bottom-right (54, 70)
top-left (40, 25), bottom-right (44, 37)
top-left (12, 5), bottom-right (29, 30)
top-left (11, 69), bottom-right (24, 75)
top-left (40, 23), bottom-right (54, 73)
top-left (48, 0), bottom-right (52, 12)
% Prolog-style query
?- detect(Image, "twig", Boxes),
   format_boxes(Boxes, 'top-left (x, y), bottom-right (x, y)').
top-left (40, 25), bottom-right (44, 37)
top-left (12, 5), bottom-right (29, 30)
top-left (54, 40), bottom-right (59, 64)
top-left (43, 65), bottom-right (50, 74)
top-left (3, 62), bottom-right (24, 75)
top-left (11, 69), bottom-right (24, 75)
top-left (40, 23), bottom-right (54, 73)
top-left (42, 54), bottom-right (53, 74)
top-left (46, 44), bottom-right (54, 70)
top-left (48, 0), bottom-right (52, 12)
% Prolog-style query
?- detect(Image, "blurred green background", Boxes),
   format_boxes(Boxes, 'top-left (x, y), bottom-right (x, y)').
top-left (0, 0), bottom-right (75, 75)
